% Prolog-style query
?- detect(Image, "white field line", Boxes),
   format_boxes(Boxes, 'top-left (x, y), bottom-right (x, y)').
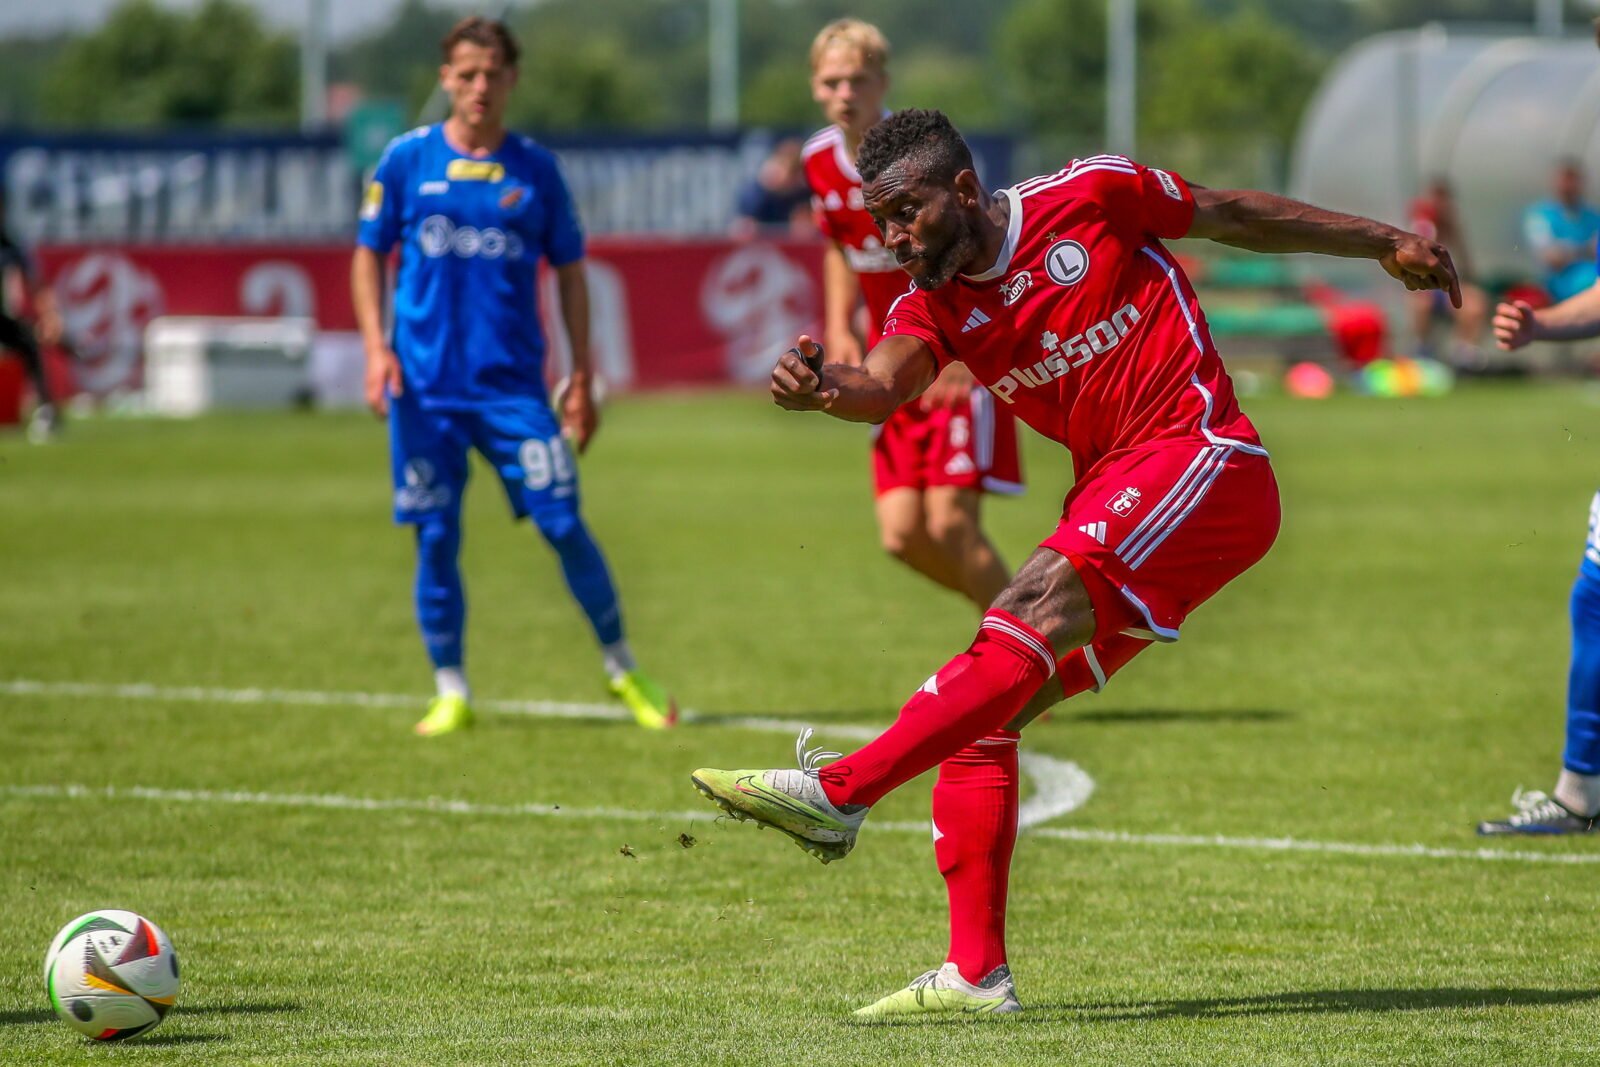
top-left (0, 678), bottom-right (1094, 830)
top-left (6, 783), bottom-right (1599, 867)
top-left (1, 783), bottom-right (714, 825)
top-left (1031, 826), bottom-right (1600, 866)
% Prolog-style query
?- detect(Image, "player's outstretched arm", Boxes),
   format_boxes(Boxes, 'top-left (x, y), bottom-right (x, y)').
top-left (770, 334), bottom-right (937, 424)
top-left (1493, 281), bottom-right (1600, 350)
top-left (1188, 186), bottom-right (1461, 308)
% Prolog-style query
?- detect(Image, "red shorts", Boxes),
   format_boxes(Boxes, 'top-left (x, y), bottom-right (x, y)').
top-left (1042, 440), bottom-right (1281, 696)
top-left (872, 387), bottom-right (1024, 497)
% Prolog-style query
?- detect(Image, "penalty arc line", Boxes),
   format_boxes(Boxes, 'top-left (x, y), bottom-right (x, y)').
top-left (0, 678), bottom-right (1092, 830)
top-left (5, 783), bottom-right (1599, 867)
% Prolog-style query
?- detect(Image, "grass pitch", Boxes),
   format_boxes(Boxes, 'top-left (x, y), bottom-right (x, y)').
top-left (3, 384), bottom-right (1600, 1065)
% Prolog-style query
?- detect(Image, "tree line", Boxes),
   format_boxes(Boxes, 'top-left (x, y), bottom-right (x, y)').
top-left (0, 0), bottom-right (1576, 185)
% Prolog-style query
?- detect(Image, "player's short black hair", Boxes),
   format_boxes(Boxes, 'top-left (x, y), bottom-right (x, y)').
top-left (857, 109), bottom-right (975, 188)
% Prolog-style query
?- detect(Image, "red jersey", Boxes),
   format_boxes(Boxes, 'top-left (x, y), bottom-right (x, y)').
top-left (1408, 198), bottom-right (1440, 242)
top-left (803, 124), bottom-right (910, 345)
top-left (881, 156), bottom-right (1264, 479)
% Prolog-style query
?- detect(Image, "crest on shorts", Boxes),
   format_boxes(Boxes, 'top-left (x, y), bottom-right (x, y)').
top-left (1107, 487), bottom-right (1142, 516)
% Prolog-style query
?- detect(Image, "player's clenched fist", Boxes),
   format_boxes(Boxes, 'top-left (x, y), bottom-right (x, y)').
top-left (1492, 300), bottom-right (1537, 351)
top-left (771, 335), bottom-right (840, 411)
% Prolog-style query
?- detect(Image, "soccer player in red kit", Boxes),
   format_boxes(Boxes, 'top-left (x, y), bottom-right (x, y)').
top-left (804, 20), bottom-right (1021, 610)
top-left (693, 110), bottom-right (1459, 1018)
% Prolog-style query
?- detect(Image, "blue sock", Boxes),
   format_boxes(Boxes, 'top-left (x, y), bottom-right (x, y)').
top-left (1563, 568), bottom-right (1600, 774)
top-left (415, 515), bottom-right (465, 670)
top-left (536, 510), bottom-right (624, 647)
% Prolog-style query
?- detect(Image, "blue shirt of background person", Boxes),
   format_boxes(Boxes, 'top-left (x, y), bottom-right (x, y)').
top-left (1523, 160), bottom-right (1600, 303)
top-left (356, 123), bottom-right (585, 408)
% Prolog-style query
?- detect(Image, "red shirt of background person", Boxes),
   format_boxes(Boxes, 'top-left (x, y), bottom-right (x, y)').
top-left (802, 19), bottom-right (1021, 614)
top-left (1404, 177), bottom-right (1489, 362)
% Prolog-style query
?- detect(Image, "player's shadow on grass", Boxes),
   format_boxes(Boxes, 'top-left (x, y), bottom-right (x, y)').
top-left (1050, 987), bottom-right (1600, 1021)
top-left (1063, 708), bottom-right (1292, 725)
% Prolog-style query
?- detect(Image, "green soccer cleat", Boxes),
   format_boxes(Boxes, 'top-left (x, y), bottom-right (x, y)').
top-left (690, 729), bottom-right (867, 863)
top-left (414, 693), bottom-right (474, 737)
top-left (609, 669), bottom-right (678, 730)
top-left (853, 963), bottom-right (1021, 1020)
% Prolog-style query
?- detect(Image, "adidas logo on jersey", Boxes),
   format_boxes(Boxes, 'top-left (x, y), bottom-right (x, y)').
top-left (962, 308), bottom-right (991, 333)
top-left (1077, 521), bottom-right (1107, 544)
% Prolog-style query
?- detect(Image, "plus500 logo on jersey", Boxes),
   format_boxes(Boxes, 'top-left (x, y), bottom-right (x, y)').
top-left (990, 304), bottom-right (1141, 404)
top-left (418, 214), bottom-right (526, 260)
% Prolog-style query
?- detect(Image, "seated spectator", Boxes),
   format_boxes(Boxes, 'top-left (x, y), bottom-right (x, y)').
top-left (1524, 159), bottom-right (1600, 303)
top-left (1408, 177), bottom-right (1487, 366)
top-left (733, 138), bottom-right (813, 239)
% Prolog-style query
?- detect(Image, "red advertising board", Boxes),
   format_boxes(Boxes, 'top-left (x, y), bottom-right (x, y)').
top-left (34, 237), bottom-right (828, 396)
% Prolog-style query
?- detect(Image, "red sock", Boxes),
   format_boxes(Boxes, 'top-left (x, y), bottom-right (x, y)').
top-left (818, 610), bottom-right (1054, 808)
top-left (934, 730), bottom-right (1020, 984)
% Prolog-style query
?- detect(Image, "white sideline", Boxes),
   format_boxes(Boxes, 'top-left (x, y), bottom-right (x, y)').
top-left (1032, 826), bottom-right (1600, 866)
top-left (1, 783), bottom-right (715, 825)
top-left (5, 783), bottom-right (1598, 867)
top-left (0, 678), bottom-right (1094, 830)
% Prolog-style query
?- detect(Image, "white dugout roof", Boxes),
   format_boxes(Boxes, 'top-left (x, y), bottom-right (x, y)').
top-left (1290, 28), bottom-right (1600, 282)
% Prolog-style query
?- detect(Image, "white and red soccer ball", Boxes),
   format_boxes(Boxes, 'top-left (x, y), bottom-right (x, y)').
top-left (44, 910), bottom-right (180, 1041)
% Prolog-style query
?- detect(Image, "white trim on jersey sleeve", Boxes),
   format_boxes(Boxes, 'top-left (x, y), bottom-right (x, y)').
top-left (802, 126), bottom-right (841, 159)
top-left (1014, 156), bottom-right (1137, 202)
top-left (1013, 168), bottom-right (1069, 197)
top-left (884, 282), bottom-right (921, 321)
top-left (963, 186), bottom-right (1024, 282)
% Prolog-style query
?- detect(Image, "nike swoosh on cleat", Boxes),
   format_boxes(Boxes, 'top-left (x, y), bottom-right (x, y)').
top-left (733, 776), bottom-right (838, 825)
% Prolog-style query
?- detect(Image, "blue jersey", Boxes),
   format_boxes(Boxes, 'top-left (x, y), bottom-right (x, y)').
top-left (1524, 198), bottom-right (1600, 303)
top-left (357, 124), bottom-right (584, 409)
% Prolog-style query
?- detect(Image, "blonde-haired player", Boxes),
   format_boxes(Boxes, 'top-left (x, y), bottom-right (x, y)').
top-left (802, 19), bottom-right (1023, 611)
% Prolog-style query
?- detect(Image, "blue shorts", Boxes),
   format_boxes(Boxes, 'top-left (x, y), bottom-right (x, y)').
top-left (389, 391), bottom-right (579, 525)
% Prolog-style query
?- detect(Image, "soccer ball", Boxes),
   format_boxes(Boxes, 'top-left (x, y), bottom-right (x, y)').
top-left (44, 910), bottom-right (180, 1041)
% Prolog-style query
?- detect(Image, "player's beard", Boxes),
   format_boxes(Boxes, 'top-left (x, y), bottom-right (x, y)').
top-left (910, 216), bottom-right (981, 291)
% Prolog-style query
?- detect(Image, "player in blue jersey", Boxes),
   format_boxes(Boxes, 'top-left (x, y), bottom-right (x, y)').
top-left (351, 16), bottom-right (675, 736)
top-left (1480, 237), bottom-right (1600, 834)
